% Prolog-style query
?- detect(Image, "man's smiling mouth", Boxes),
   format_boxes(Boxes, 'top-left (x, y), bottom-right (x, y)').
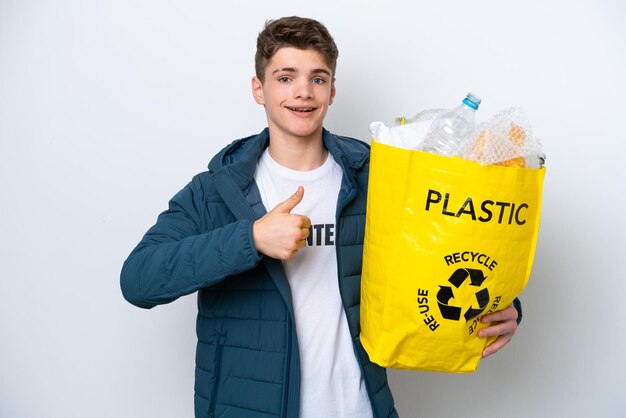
top-left (287, 106), bottom-right (315, 112)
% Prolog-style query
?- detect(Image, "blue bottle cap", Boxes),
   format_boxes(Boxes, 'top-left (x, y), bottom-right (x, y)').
top-left (463, 93), bottom-right (481, 110)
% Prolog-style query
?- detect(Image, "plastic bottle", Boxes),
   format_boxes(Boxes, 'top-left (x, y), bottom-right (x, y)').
top-left (393, 109), bottom-right (446, 126)
top-left (422, 93), bottom-right (481, 156)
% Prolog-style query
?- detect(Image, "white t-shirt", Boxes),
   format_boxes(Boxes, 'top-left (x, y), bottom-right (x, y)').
top-left (254, 149), bottom-right (374, 418)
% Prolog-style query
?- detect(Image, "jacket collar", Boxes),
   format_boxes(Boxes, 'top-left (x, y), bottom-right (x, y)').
top-left (208, 127), bottom-right (369, 221)
top-left (208, 128), bottom-right (270, 192)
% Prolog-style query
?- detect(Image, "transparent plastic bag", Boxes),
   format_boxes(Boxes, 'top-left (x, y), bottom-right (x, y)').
top-left (460, 107), bottom-right (545, 168)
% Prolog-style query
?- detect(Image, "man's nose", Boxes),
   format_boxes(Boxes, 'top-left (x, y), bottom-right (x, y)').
top-left (294, 79), bottom-right (313, 99)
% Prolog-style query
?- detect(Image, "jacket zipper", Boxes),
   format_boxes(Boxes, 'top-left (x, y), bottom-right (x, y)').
top-left (209, 343), bottom-right (223, 418)
top-left (282, 317), bottom-right (292, 418)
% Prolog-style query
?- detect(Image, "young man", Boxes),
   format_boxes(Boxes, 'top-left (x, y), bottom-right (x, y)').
top-left (121, 16), bottom-right (520, 418)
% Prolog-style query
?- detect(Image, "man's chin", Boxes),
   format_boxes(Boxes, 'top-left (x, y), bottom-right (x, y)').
top-left (280, 121), bottom-right (323, 138)
top-left (291, 125), bottom-right (324, 139)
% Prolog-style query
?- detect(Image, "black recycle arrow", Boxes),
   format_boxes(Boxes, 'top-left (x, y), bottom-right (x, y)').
top-left (437, 268), bottom-right (490, 322)
top-left (448, 268), bottom-right (487, 288)
top-left (464, 287), bottom-right (490, 321)
top-left (437, 286), bottom-right (462, 320)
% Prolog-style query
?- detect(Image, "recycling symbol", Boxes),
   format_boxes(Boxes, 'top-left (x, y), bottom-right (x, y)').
top-left (437, 268), bottom-right (490, 322)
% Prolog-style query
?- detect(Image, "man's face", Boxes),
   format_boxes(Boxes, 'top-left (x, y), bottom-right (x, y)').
top-left (252, 47), bottom-right (336, 142)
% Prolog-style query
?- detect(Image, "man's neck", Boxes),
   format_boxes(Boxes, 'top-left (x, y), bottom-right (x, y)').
top-left (267, 132), bottom-right (328, 171)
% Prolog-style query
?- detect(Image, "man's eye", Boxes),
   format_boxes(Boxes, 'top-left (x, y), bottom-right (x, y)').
top-left (312, 78), bottom-right (326, 85)
top-left (278, 76), bottom-right (290, 83)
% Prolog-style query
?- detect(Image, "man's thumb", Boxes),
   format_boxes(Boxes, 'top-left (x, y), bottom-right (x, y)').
top-left (272, 186), bottom-right (304, 214)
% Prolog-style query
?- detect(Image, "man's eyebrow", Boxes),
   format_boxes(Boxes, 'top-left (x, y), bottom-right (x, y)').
top-left (271, 67), bottom-right (332, 76)
top-left (311, 68), bottom-right (331, 76)
top-left (272, 67), bottom-right (297, 75)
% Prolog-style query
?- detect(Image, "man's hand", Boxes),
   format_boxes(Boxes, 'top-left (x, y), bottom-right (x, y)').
top-left (478, 304), bottom-right (518, 358)
top-left (252, 186), bottom-right (311, 260)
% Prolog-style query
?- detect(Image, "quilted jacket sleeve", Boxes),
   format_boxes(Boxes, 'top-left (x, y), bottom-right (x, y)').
top-left (120, 177), bottom-right (262, 309)
top-left (513, 297), bottom-right (523, 325)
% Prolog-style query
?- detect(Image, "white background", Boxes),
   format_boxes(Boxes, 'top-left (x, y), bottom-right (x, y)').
top-left (1, 0), bottom-right (625, 417)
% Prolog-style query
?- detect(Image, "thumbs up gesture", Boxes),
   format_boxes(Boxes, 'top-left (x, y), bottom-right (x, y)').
top-left (252, 186), bottom-right (311, 260)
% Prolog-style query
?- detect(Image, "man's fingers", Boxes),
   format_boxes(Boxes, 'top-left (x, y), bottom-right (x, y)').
top-left (481, 304), bottom-right (517, 323)
top-left (482, 333), bottom-right (513, 358)
top-left (478, 319), bottom-right (517, 338)
top-left (271, 186), bottom-right (304, 214)
top-left (301, 215), bottom-right (311, 229)
top-left (252, 188), bottom-right (311, 260)
top-left (477, 304), bottom-right (518, 358)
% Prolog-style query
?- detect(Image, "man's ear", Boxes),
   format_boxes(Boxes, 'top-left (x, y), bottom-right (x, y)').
top-left (251, 76), bottom-right (265, 105)
top-left (329, 78), bottom-right (336, 106)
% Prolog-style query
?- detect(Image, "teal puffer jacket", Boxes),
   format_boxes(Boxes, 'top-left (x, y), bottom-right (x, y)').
top-left (121, 128), bottom-right (398, 418)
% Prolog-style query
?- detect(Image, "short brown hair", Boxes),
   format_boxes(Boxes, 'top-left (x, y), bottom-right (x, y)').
top-left (255, 16), bottom-right (338, 82)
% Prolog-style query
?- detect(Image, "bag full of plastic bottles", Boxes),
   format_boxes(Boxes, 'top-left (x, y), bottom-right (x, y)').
top-left (360, 94), bottom-right (546, 373)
